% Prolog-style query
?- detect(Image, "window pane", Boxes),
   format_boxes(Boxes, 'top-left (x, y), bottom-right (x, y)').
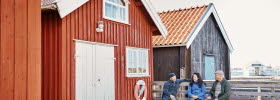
top-left (116, 7), bottom-right (121, 21)
top-left (128, 50), bottom-right (132, 64)
top-left (133, 51), bottom-right (137, 68)
top-left (128, 50), bottom-right (137, 75)
top-left (127, 50), bottom-right (131, 73)
top-left (120, 8), bottom-right (123, 21)
top-left (121, 8), bottom-right (126, 21)
top-left (112, 5), bottom-right (117, 19)
top-left (143, 51), bottom-right (148, 73)
top-left (105, 3), bottom-right (113, 17)
top-left (132, 68), bottom-right (137, 73)
top-left (128, 50), bottom-right (131, 69)
top-left (142, 68), bottom-right (147, 73)
top-left (137, 51), bottom-right (142, 73)
top-left (128, 68), bottom-right (132, 73)
top-left (126, 48), bottom-right (149, 76)
top-left (141, 51), bottom-right (145, 68)
top-left (105, 0), bottom-right (127, 22)
top-left (128, 50), bottom-right (137, 74)
top-left (136, 51), bottom-right (148, 74)
top-left (137, 51), bottom-right (141, 68)
top-left (128, 67), bottom-right (137, 73)
top-left (138, 68), bottom-right (143, 73)
top-left (132, 51), bottom-right (137, 73)
top-left (142, 52), bottom-right (146, 68)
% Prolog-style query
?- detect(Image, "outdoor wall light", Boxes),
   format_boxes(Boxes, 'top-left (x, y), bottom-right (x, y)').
top-left (96, 21), bottom-right (104, 32)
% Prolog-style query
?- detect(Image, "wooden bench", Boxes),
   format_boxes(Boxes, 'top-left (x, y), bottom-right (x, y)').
top-left (152, 80), bottom-right (280, 100)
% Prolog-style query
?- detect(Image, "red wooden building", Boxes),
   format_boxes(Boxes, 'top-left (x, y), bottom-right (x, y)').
top-left (0, 0), bottom-right (41, 100)
top-left (41, 0), bottom-right (167, 100)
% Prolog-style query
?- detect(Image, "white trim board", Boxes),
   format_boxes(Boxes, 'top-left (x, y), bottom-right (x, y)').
top-left (185, 3), bottom-right (234, 53)
top-left (125, 46), bottom-right (150, 50)
top-left (153, 44), bottom-right (186, 48)
top-left (73, 39), bottom-right (118, 47)
top-left (56, 0), bottom-right (89, 18)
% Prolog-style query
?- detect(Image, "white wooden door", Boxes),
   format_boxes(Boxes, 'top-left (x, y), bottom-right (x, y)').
top-left (75, 42), bottom-right (95, 100)
top-left (95, 45), bottom-right (115, 100)
top-left (75, 42), bottom-right (115, 100)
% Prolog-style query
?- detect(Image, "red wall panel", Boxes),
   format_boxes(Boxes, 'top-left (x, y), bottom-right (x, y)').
top-left (0, 0), bottom-right (41, 99)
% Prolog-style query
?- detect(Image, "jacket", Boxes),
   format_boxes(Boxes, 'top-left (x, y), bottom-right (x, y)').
top-left (162, 79), bottom-right (191, 100)
top-left (209, 78), bottom-right (231, 100)
top-left (187, 82), bottom-right (206, 100)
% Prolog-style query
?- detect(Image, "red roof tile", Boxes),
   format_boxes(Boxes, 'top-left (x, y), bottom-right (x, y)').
top-left (153, 5), bottom-right (208, 46)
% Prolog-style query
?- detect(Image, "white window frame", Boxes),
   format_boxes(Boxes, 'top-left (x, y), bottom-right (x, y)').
top-left (126, 47), bottom-right (149, 77)
top-left (103, 0), bottom-right (129, 24)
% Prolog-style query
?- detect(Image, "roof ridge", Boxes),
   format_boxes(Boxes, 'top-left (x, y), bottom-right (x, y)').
top-left (158, 4), bottom-right (208, 14)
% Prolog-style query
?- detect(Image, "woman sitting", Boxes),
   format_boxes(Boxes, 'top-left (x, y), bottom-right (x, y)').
top-left (187, 73), bottom-right (206, 100)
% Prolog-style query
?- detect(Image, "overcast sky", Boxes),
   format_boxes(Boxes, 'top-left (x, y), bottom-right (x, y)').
top-left (151, 0), bottom-right (280, 67)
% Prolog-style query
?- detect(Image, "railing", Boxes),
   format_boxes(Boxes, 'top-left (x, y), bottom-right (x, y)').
top-left (152, 80), bottom-right (280, 100)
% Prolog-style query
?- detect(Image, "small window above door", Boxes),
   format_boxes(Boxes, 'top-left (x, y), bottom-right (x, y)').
top-left (103, 0), bottom-right (129, 24)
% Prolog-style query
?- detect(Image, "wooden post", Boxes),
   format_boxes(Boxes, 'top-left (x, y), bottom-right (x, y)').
top-left (152, 85), bottom-right (155, 99)
top-left (271, 88), bottom-right (276, 100)
top-left (257, 87), bottom-right (261, 100)
top-left (160, 85), bottom-right (163, 98)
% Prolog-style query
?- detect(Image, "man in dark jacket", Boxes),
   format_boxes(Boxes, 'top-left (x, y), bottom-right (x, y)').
top-left (207, 70), bottom-right (231, 100)
top-left (162, 73), bottom-right (191, 100)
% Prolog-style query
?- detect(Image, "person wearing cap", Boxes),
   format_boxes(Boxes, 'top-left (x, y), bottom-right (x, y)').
top-left (206, 70), bottom-right (231, 100)
top-left (162, 73), bottom-right (191, 100)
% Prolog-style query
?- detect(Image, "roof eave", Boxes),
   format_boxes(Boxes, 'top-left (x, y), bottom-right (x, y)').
top-left (153, 44), bottom-right (186, 48)
top-left (141, 0), bottom-right (168, 38)
top-left (41, 4), bottom-right (57, 11)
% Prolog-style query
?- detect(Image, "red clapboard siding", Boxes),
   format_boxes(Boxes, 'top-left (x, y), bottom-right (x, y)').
top-left (42, 0), bottom-right (157, 100)
top-left (1, 0), bottom-right (15, 99)
top-left (42, 12), bottom-right (61, 100)
top-left (14, 0), bottom-right (28, 100)
top-left (0, 0), bottom-right (41, 99)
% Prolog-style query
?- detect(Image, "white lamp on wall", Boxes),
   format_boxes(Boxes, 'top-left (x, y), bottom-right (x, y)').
top-left (96, 21), bottom-right (104, 32)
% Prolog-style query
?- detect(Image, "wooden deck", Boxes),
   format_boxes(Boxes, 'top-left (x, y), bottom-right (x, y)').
top-left (152, 80), bottom-right (280, 100)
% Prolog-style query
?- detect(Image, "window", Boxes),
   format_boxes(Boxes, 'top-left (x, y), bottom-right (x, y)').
top-left (126, 47), bottom-right (149, 77)
top-left (104, 0), bottom-right (129, 23)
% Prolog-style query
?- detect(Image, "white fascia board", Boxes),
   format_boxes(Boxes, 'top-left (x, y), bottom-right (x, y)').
top-left (141, 0), bottom-right (168, 38)
top-left (153, 44), bottom-right (186, 48)
top-left (56, 0), bottom-right (89, 18)
top-left (185, 3), bottom-right (234, 53)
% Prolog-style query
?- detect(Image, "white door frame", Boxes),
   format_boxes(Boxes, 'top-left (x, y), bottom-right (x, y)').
top-left (75, 40), bottom-right (116, 100)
